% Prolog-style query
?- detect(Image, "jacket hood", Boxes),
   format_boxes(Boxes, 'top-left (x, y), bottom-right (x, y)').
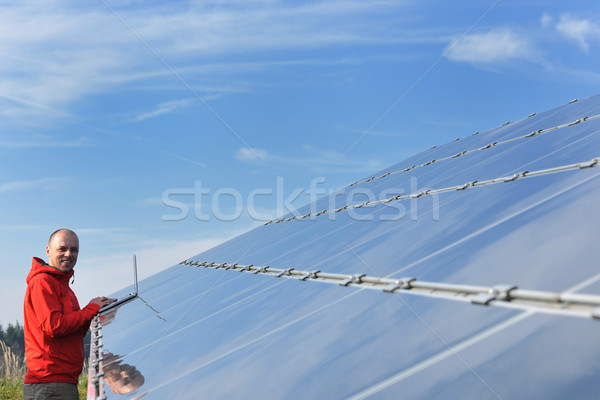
top-left (27, 257), bottom-right (74, 284)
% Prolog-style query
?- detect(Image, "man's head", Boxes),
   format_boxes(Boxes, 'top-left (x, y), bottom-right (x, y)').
top-left (46, 229), bottom-right (79, 273)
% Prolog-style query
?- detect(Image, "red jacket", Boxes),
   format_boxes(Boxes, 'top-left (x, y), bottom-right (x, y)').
top-left (23, 257), bottom-right (100, 384)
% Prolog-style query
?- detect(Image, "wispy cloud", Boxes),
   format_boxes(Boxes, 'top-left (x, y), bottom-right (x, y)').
top-left (554, 14), bottom-right (600, 53)
top-left (0, 177), bottom-right (67, 194)
top-left (132, 99), bottom-right (194, 122)
top-left (0, 133), bottom-right (88, 148)
top-left (0, 0), bottom-right (406, 123)
top-left (235, 145), bottom-right (383, 174)
top-left (444, 29), bottom-right (534, 65)
top-left (235, 148), bottom-right (270, 161)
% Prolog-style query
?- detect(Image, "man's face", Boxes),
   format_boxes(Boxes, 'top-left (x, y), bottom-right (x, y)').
top-left (46, 231), bottom-right (79, 273)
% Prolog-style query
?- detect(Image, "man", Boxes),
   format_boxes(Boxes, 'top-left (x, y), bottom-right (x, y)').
top-left (23, 229), bottom-right (116, 400)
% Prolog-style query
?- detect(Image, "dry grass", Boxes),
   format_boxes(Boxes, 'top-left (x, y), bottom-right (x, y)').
top-left (0, 340), bottom-right (25, 399)
top-left (0, 340), bottom-right (25, 380)
top-left (0, 340), bottom-right (88, 400)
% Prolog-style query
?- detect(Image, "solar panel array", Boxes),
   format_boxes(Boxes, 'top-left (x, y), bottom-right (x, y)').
top-left (89, 94), bottom-right (600, 399)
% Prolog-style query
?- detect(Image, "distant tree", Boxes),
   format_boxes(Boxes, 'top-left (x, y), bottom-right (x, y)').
top-left (0, 322), bottom-right (25, 358)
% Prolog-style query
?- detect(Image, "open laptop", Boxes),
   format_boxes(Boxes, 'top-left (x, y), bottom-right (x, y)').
top-left (98, 254), bottom-right (139, 313)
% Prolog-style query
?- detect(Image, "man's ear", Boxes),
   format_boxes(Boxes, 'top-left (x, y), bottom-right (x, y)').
top-left (46, 245), bottom-right (50, 256)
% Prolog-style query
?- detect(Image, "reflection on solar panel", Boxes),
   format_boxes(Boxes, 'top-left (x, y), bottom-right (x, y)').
top-left (89, 94), bottom-right (600, 400)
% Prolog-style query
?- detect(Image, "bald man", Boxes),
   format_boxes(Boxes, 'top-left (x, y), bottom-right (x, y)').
top-left (23, 229), bottom-right (116, 400)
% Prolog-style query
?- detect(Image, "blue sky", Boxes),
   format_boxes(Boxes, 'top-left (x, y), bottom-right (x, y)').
top-left (2, 0), bottom-right (600, 325)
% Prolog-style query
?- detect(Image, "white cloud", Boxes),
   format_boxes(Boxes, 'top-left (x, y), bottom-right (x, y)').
top-left (236, 147), bottom-right (270, 161)
top-left (235, 144), bottom-right (383, 174)
top-left (0, 177), bottom-right (67, 194)
top-left (444, 29), bottom-right (533, 65)
top-left (0, 0), bottom-right (405, 124)
top-left (541, 13), bottom-right (553, 29)
top-left (555, 14), bottom-right (600, 52)
top-left (0, 133), bottom-right (88, 148)
top-left (133, 99), bottom-right (194, 122)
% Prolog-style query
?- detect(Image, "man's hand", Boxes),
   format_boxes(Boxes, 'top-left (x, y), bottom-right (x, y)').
top-left (90, 296), bottom-right (117, 308)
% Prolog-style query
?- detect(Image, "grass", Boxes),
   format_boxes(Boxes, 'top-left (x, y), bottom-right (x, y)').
top-left (0, 340), bottom-right (87, 400)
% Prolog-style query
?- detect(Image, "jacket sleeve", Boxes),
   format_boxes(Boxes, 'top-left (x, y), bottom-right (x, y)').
top-left (30, 275), bottom-right (101, 338)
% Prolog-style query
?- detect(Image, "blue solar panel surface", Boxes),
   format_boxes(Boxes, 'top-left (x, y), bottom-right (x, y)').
top-left (89, 94), bottom-right (600, 399)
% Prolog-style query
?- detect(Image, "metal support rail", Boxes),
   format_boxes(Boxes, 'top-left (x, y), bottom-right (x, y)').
top-left (180, 260), bottom-right (600, 320)
top-left (90, 255), bottom-right (140, 400)
top-left (265, 157), bottom-right (600, 225)
top-left (348, 111), bottom-right (600, 188)
top-left (91, 316), bottom-right (106, 400)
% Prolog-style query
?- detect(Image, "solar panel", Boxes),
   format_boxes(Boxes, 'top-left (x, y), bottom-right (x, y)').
top-left (89, 94), bottom-right (600, 399)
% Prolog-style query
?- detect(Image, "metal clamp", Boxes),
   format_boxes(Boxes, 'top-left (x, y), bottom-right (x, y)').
top-left (383, 278), bottom-right (415, 293)
top-left (253, 266), bottom-right (268, 274)
top-left (472, 285), bottom-right (517, 305)
top-left (504, 171), bottom-right (529, 182)
top-left (299, 271), bottom-right (320, 281)
top-left (339, 274), bottom-right (366, 287)
top-left (567, 116), bottom-right (588, 126)
top-left (457, 181), bottom-right (478, 191)
top-left (482, 142), bottom-right (498, 150)
top-left (384, 195), bottom-right (402, 204)
top-left (579, 159), bottom-right (599, 169)
top-left (275, 268), bottom-right (294, 278)
top-left (224, 263), bottom-right (236, 271)
top-left (525, 129), bottom-right (543, 138)
top-left (92, 372), bottom-right (105, 384)
top-left (414, 190), bottom-right (431, 198)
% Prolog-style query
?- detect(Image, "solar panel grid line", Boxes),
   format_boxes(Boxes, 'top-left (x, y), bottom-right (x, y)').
top-left (130, 244), bottom-right (259, 367)
top-left (343, 242), bottom-right (505, 400)
top-left (346, 311), bottom-right (535, 400)
top-left (347, 254), bottom-right (600, 399)
top-left (102, 277), bottom-right (289, 369)
top-left (377, 169), bottom-right (600, 293)
top-left (134, 290), bottom-right (359, 397)
top-left (180, 260), bottom-right (600, 318)
top-left (265, 157), bottom-right (600, 225)
top-left (347, 113), bottom-right (600, 188)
